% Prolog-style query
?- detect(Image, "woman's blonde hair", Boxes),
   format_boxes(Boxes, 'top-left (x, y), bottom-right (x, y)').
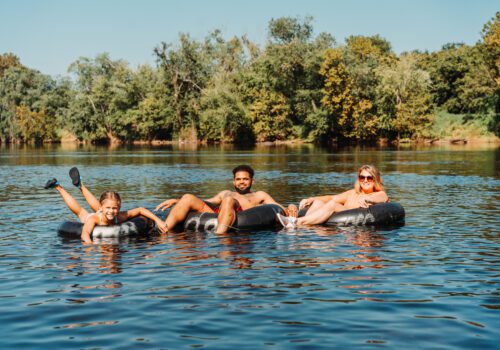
top-left (99, 191), bottom-right (121, 205)
top-left (354, 165), bottom-right (384, 194)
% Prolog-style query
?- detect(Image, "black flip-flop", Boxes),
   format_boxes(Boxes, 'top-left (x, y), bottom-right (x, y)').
top-left (69, 167), bottom-right (81, 188)
top-left (44, 178), bottom-right (59, 189)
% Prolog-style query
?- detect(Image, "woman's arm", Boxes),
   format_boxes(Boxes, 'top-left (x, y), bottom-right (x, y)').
top-left (300, 191), bottom-right (349, 209)
top-left (358, 191), bottom-right (389, 208)
top-left (123, 207), bottom-right (168, 233)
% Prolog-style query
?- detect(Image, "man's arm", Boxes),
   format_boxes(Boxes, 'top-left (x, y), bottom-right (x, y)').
top-left (257, 191), bottom-right (298, 217)
top-left (205, 190), bottom-right (229, 205)
top-left (155, 198), bottom-right (179, 211)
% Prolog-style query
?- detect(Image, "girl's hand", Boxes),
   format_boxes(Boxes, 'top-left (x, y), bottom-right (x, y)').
top-left (299, 198), bottom-right (313, 210)
top-left (81, 234), bottom-right (93, 244)
top-left (155, 199), bottom-right (178, 212)
top-left (156, 220), bottom-right (168, 233)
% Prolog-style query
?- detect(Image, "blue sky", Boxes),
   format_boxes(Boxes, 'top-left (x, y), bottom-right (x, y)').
top-left (0, 0), bottom-right (498, 76)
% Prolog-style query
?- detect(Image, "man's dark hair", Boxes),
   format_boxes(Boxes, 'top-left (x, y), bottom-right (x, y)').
top-left (232, 165), bottom-right (254, 178)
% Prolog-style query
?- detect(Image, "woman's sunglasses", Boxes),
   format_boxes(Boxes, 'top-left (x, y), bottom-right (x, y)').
top-left (359, 175), bottom-right (374, 182)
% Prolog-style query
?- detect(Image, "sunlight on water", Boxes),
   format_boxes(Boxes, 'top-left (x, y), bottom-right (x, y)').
top-left (0, 144), bottom-right (498, 349)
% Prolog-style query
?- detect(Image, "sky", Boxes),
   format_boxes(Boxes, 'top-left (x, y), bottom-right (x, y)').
top-left (0, 0), bottom-right (498, 77)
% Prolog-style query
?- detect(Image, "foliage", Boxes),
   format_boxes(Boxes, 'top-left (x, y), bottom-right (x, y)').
top-left (376, 53), bottom-right (433, 139)
top-left (199, 72), bottom-right (252, 142)
top-left (1, 13), bottom-right (499, 144)
top-left (430, 110), bottom-right (497, 139)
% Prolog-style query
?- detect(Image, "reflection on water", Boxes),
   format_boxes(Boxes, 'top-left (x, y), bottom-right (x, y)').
top-left (0, 144), bottom-right (498, 349)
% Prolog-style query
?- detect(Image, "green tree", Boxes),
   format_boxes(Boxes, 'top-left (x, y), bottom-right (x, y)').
top-left (68, 53), bottom-right (137, 142)
top-left (242, 16), bottom-right (334, 141)
top-left (154, 33), bottom-right (215, 141)
top-left (127, 65), bottom-right (174, 141)
top-left (0, 65), bottom-right (61, 142)
top-left (318, 48), bottom-right (354, 140)
top-left (199, 72), bottom-right (251, 142)
top-left (0, 53), bottom-right (22, 78)
top-left (376, 53), bottom-right (433, 139)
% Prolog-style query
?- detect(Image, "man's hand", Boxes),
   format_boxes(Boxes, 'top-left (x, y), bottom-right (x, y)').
top-left (155, 199), bottom-right (178, 212)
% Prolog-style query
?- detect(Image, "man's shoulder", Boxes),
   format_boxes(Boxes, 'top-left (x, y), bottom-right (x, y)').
top-left (252, 190), bottom-right (272, 198)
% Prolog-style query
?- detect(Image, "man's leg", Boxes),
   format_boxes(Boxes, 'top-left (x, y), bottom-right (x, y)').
top-left (165, 194), bottom-right (212, 231)
top-left (215, 197), bottom-right (238, 234)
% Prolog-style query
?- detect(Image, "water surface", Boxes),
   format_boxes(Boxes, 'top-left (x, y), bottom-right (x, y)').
top-left (0, 143), bottom-right (498, 349)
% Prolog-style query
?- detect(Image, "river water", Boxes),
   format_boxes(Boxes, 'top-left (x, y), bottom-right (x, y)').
top-left (0, 143), bottom-right (498, 349)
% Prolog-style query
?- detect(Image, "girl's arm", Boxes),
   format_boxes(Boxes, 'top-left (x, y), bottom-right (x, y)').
top-left (81, 217), bottom-right (97, 244)
top-left (123, 207), bottom-right (168, 233)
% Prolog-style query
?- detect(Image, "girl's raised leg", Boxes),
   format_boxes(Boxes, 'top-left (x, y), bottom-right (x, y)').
top-left (53, 185), bottom-right (90, 222)
top-left (80, 183), bottom-right (100, 212)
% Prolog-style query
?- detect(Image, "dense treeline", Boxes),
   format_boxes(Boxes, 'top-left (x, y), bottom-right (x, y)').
top-left (0, 14), bottom-right (498, 144)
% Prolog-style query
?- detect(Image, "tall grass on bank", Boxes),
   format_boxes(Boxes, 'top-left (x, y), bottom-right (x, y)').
top-left (430, 110), bottom-right (498, 140)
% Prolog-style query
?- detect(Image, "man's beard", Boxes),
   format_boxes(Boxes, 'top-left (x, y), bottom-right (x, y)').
top-left (234, 185), bottom-right (251, 195)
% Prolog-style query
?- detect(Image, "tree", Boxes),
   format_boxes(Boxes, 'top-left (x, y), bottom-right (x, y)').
top-left (0, 53), bottom-right (22, 78)
top-left (376, 53), bottom-right (433, 139)
top-left (268, 16), bottom-right (314, 44)
top-left (250, 90), bottom-right (291, 141)
top-left (68, 53), bottom-right (137, 142)
top-left (0, 65), bottom-right (61, 142)
top-left (241, 17), bottom-right (334, 141)
top-left (154, 33), bottom-right (214, 141)
top-left (199, 72), bottom-right (252, 143)
top-left (318, 48), bottom-right (354, 139)
top-left (479, 11), bottom-right (500, 121)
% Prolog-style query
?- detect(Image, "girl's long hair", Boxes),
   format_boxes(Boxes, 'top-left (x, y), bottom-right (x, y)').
top-left (354, 165), bottom-right (384, 194)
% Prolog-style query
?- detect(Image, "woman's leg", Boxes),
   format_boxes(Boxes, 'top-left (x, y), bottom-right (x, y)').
top-left (80, 182), bottom-right (100, 212)
top-left (297, 199), bottom-right (346, 225)
top-left (302, 199), bottom-right (327, 216)
top-left (54, 185), bottom-right (89, 222)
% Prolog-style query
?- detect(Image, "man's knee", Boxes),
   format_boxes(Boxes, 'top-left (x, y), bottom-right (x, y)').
top-left (180, 193), bottom-right (198, 203)
top-left (220, 196), bottom-right (236, 210)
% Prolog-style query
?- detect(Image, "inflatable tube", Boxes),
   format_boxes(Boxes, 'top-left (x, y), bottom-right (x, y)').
top-left (299, 202), bottom-right (405, 226)
top-left (57, 217), bottom-right (153, 239)
top-left (183, 204), bottom-right (285, 232)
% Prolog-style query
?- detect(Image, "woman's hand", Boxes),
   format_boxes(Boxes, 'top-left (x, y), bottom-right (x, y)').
top-left (299, 197), bottom-right (314, 210)
top-left (358, 195), bottom-right (376, 208)
top-left (155, 199), bottom-right (178, 212)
